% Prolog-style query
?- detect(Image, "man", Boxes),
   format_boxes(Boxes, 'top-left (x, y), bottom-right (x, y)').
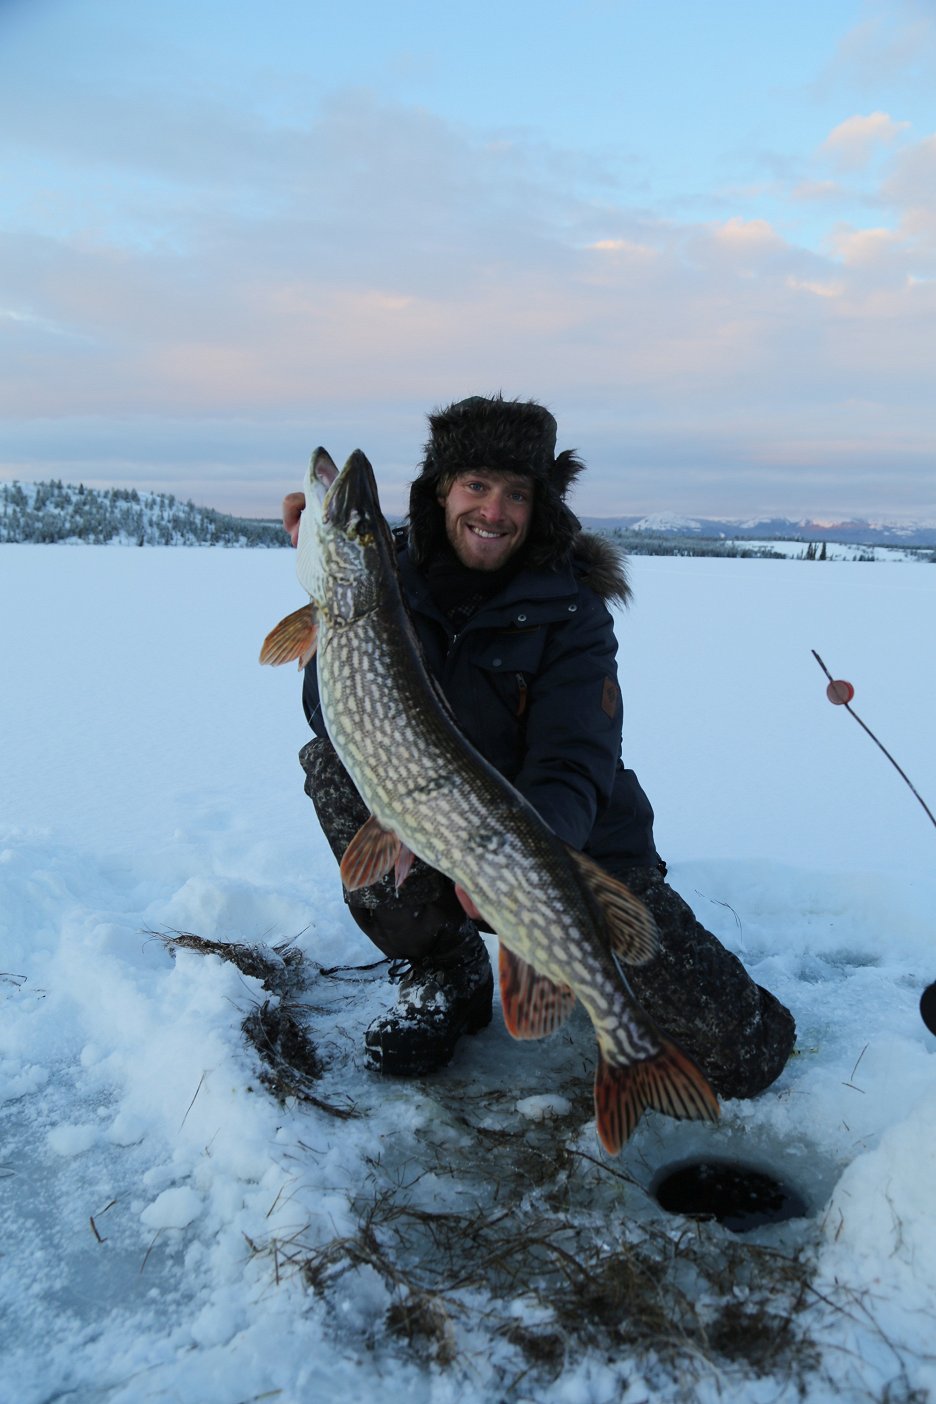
top-left (286, 395), bottom-right (795, 1096)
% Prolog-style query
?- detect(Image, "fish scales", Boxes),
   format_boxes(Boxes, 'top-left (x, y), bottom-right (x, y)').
top-left (323, 609), bottom-right (626, 1007)
top-left (262, 446), bottom-right (720, 1151)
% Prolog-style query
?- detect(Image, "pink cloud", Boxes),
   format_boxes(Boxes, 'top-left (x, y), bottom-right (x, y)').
top-left (821, 112), bottom-right (910, 169)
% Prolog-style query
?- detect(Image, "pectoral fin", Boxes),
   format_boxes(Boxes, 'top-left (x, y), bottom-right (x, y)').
top-left (340, 816), bottom-right (401, 891)
top-left (498, 944), bottom-right (576, 1040)
top-left (566, 847), bottom-right (660, 967)
top-left (259, 604), bottom-right (318, 669)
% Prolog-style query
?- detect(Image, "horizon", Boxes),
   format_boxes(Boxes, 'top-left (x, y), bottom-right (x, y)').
top-left (4, 472), bottom-right (934, 532)
top-left (2, 0), bottom-right (936, 524)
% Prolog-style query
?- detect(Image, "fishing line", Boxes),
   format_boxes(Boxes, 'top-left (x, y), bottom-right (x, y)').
top-left (812, 649), bottom-right (936, 1034)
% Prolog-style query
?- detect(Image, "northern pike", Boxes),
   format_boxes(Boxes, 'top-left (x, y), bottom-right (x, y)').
top-left (261, 447), bottom-right (719, 1152)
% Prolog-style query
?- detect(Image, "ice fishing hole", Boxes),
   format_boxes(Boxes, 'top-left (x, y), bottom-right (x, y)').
top-left (651, 1158), bottom-right (808, 1233)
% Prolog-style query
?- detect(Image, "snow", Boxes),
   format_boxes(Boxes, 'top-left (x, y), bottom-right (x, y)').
top-left (2, 541), bottom-right (936, 1402)
top-left (738, 538), bottom-right (926, 562)
top-left (630, 512), bottom-right (706, 533)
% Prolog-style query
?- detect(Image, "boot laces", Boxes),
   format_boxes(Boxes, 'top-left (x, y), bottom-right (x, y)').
top-left (387, 958), bottom-right (413, 984)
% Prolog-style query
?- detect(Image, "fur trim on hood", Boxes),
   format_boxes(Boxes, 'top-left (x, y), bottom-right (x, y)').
top-left (574, 531), bottom-right (631, 608)
top-left (408, 394), bottom-right (584, 570)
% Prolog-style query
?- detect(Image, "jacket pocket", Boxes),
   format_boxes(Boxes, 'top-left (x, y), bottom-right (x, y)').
top-left (473, 626), bottom-right (547, 677)
top-left (469, 630), bottom-right (546, 768)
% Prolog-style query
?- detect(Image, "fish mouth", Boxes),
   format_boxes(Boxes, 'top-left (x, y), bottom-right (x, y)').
top-left (311, 446), bottom-right (339, 493)
top-left (319, 448), bottom-right (382, 538)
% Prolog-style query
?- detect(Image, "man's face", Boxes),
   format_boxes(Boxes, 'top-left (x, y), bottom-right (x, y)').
top-left (438, 470), bottom-right (534, 571)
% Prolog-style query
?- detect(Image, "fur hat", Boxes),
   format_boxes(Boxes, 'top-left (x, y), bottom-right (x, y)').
top-left (407, 394), bottom-right (584, 569)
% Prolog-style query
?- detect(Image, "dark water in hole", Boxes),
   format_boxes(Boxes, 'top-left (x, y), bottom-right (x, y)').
top-left (920, 982), bottom-right (936, 1036)
top-left (652, 1158), bottom-right (809, 1233)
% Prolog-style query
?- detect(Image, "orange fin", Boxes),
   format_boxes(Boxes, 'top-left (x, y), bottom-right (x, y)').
top-left (594, 1040), bottom-right (720, 1155)
top-left (339, 816), bottom-right (401, 891)
top-left (498, 944), bottom-right (576, 1040)
top-left (259, 604), bottom-right (318, 669)
top-left (394, 844), bottom-right (416, 890)
top-left (566, 847), bottom-right (660, 967)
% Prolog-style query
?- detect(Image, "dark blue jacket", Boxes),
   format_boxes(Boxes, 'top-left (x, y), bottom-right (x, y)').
top-left (302, 537), bottom-right (659, 868)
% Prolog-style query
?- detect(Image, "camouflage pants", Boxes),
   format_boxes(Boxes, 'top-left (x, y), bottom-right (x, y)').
top-left (299, 736), bottom-right (796, 1099)
top-left (603, 862), bottom-right (795, 1100)
top-left (300, 737), bottom-right (475, 967)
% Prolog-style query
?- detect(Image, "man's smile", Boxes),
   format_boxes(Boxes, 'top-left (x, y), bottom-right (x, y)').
top-left (439, 470), bottom-right (533, 570)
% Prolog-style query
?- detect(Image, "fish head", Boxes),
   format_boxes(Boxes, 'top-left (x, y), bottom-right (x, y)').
top-left (296, 447), bottom-right (392, 622)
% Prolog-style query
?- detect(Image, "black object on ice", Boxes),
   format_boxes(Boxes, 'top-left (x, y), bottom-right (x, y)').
top-left (920, 984), bottom-right (936, 1037)
top-left (652, 1158), bottom-right (808, 1233)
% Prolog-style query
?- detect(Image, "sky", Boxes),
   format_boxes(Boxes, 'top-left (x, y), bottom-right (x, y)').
top-left (2, 0), bottom-right (936, 522)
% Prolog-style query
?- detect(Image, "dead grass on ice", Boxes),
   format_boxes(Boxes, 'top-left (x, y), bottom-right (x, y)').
top-left (156, 930), bottom-right (926, 1402)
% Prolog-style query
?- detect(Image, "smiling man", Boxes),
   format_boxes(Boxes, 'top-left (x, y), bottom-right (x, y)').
top-left (437, 469), bottom-right (532, 570)
top-left (293, 395), bottom-right (795, 1098)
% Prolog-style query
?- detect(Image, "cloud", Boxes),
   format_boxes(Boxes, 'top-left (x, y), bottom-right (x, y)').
top-left (821, 112), bottom-right (911, 170)
top-left (710, 217), bottom-right (787, 258)
top-left (793, 179), bottom-right (846, 204)
top-left (785, 275), bottom-right (845, 299)
top-left (2, 71), bottom-right (935, 521)
top-left (831, 2), bottom-right (936, 92)
top-left (829, 226), bottom-right (906, 267)
top-left (884, 133), bottom-right (936, 212)
top-left (586, 238), bottom-right (657, 261)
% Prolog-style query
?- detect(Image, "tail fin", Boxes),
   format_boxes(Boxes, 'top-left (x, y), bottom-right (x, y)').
top-left (594, 1040), bottom-right (720, 1155)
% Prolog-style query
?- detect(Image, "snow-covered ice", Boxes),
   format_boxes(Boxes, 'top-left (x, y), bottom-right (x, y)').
top-left (2, 541), bottom-right (935, 1402)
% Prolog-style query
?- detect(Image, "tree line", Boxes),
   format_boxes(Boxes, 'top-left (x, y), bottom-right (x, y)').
top-left (606, 527), bottom-right (786, 559)
top-left (0, 480), bottom-right (288, 547)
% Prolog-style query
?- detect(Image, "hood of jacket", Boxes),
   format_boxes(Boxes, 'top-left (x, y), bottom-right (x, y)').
top-left (572, 530), bottom-right (630, 608)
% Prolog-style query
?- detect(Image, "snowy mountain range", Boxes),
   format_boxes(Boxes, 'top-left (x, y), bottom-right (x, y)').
top-left (580, 512), bottom-right (936, 547)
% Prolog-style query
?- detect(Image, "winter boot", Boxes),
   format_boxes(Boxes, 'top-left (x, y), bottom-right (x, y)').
top-left (363, 930), bottom-right (494, 1076)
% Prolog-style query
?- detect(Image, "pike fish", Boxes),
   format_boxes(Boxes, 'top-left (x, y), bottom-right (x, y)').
top-left (261, 447), bottom-right (719, 1153)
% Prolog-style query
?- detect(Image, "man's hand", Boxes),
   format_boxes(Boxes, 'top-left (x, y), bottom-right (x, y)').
top-left (454, 884), bottom-right (483, 921)
top-left (282, 492), bottom-right (306, 548)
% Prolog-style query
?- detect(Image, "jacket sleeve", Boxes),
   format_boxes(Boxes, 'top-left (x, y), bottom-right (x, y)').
top-left (513, 591), bottom-right (624, 850)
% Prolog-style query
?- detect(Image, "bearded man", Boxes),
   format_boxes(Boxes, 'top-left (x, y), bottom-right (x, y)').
top-left (286, 395), bottom-right (795, 1095)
